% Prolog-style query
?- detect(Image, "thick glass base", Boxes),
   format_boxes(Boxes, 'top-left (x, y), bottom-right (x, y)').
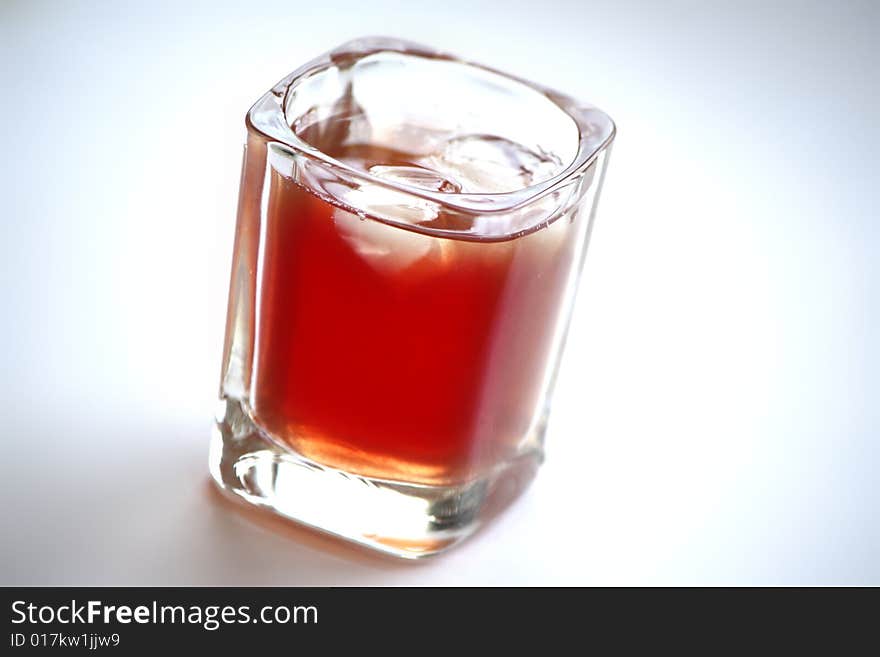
top-left (209, 399), bottom-right (543, 559)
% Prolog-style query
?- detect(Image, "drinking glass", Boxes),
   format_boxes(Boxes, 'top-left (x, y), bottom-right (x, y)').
top-left (209, 37), bottom-right (615, 558)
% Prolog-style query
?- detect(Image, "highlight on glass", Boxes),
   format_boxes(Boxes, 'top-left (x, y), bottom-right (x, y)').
top-left (210, 37), bottom-right (615, 558)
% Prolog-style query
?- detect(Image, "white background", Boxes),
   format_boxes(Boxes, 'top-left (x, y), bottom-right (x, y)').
top-left (1, 0), bottom-right (877, 585)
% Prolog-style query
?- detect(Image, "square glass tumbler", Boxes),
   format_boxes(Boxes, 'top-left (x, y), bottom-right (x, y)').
top-left (210, 38), bottom-right (615, 558)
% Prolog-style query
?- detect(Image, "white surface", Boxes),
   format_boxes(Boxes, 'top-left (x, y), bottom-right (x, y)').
top-left (1, 0), bottom-right (877, 585)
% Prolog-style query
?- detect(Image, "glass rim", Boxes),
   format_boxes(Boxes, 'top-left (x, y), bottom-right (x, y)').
top-left (246, 36), bottom-right (616, 215)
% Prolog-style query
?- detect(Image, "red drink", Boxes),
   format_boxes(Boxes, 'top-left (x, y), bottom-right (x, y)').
top-left (212, 39), bottom-right (615, 556)
top-left (250, 140), bottom-right (583, 485)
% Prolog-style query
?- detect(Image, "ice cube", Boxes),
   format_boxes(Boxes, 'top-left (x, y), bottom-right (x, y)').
top-left (334, 207), bottom-right (443, 274)
top-left (369, 164), bottom-right (461, 193)
top-left (323, 175), bottom-right (442, 226)
top-left (420, 134), bottom-right (564, 194)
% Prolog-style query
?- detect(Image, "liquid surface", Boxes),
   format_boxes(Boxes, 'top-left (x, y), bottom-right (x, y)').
top-left (296, 102), bottom-right (566, 195)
